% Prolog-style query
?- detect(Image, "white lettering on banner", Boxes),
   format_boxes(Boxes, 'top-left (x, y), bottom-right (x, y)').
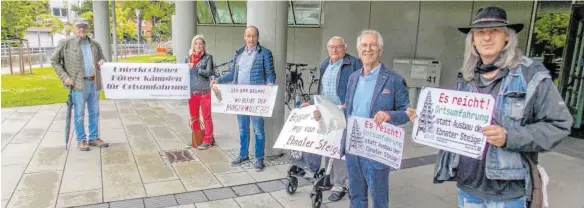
top-left (346, 116), bottom-right (405, 169)
top-left (412, 87), bottom-right (495, 159)
top-left (211, 84), bottom-right (278, 117)
top-left (273, 105), bottom-right (344, 159)
top-left (100, 63), bottom-right (190, 99)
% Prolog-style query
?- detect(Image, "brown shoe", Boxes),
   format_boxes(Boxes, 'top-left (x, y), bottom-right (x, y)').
top-left (78, 141), bottom-right (90, 151)
top-left (88, 138), bottom-right (109, 147)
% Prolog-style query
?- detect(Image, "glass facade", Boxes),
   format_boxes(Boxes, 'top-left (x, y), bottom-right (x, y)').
top-left (197, 0), bottom-right (322, 26)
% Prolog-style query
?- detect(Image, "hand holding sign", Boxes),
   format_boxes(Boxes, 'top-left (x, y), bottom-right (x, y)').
top-left (483, 125), bottom-right (507, 147)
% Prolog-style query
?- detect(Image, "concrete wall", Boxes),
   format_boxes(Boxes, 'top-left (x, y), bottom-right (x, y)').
top-left (194, 1), bottom-right (534, 88)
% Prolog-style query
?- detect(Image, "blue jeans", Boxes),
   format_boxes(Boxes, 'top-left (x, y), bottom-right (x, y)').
top-left (236, 115), bottom-right (265, 160)
top-left (72, 80), bottom-right (100, 141)
top-left (346, 153), bottom-right (390, 208)
top-left (458, 188), bottom-right (527, 208)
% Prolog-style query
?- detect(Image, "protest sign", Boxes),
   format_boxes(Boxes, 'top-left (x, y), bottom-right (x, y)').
top-left (273, 105), bottom-right (344, 159)
top-left (346, 116), bottom-right (405, 169)
top-left (211, 84), bottom-right (278, 117)
top-left (412, 87), bottom-right (495, 159)
top-left (100, 62), bottom-right (190, 99)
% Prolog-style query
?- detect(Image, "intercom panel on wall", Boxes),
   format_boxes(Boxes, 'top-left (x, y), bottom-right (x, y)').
top-left (392, 58), bottom-right (442, 88)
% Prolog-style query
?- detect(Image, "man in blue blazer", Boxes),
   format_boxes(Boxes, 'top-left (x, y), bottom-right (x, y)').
top-left (339, 29), bottom-right (410, 208)
top-left (211, 26), bottom-right (276, 172)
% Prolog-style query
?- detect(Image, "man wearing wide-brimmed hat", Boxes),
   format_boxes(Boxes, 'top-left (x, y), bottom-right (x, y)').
top-left (51, 18), bottom-right (109, 151)
top-left (421, 6), bottom-right (572, 208)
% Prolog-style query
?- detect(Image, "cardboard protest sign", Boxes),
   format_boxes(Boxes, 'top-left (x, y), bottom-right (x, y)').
top-left (273, 105), bottom-right (344, 159)
top-left (101, 63), bottom-right (190, 99)
top-left (412, 87), bottom-right (495, 159)
top-left (346, 116), bottom-right (405, 169)
top-left (211, 84), bottom-right (278, 117)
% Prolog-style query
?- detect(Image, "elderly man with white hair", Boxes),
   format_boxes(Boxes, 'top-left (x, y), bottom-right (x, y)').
top-left (339, 29), bottom-right (411, 208)
top-left (302, 36), bottom-right (362, 201)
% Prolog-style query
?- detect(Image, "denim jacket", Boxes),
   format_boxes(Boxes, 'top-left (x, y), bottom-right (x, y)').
top-left (433, 57), bottom-right (573, 200)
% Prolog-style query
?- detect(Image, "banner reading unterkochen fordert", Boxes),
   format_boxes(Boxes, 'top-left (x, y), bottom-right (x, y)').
top-left (100, 62), bottom-right (190, 99)
top-left (412, 87), bottom-right (495, 159)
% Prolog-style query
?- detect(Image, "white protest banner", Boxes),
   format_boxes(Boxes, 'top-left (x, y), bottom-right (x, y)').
top-left (100, 62), bottom-right (190, 99)
top-left (412, 87), bottom-right (495, 159)
top-left (273, 105), bottom-right (344, 159)
top-left (346, 116), bottom-right (405, 169)
top-left (211, 84), bottom-right (278, 117)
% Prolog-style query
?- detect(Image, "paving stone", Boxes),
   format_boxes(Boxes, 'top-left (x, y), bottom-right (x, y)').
top-left (99, 118), bottom-right (124, 130)
top-left (173, 162), bottom-right (222, 191)
top-left (245, 166), bottom-right (287, 182)
top-left (127, 136), bottom-right (160, 155)
top-left (109, 198), bottom-right (144, 208)
top-left (143, 195), bottom-right (177, 208)
top-left (196, 148), bottom-right (243, 174)
top-left (119, 108), bottom-right (138, 115)
top-left (234, 193), bottom-right (283, 208)
top-left (144, 180), bottom-right (185, 197)
top-left (60, 150), bottom-right (102, 193)
top-left (102, 163), bottom-right (146, 202)
top-left (7, 171), bottom-right (62, 208)
top-left (1, 143), bottom-right (38, 165)
top-left (270, 187), bottom-right (313, 208)
top-left (136, 109), bottom-right (157, 118)
top-left (194, 199), bottom-right (239, 208)
top-left (132, 103), bottom-right (151, 110)
top-left (101, 144), bottom-right (134, 166)
top-left (143, 117), bottom-right (167, 128)
top-left (120, 115), bottom-right (144, 126)
top-left (159, 114), bottom-right (184, 123)
top-left (149, 127), bottom-right (179, 140)
top-left (2, 200), bottom-right (7, 208)
top-left (101, 111), bottom-right (120, 119)
top-left (56, 189), bottom-right (102, 208)
top-left (232, 184), bottom-right (262, 196)
top-left (257, 180), bottom-right (286, 192)
top-left (215, 172), bottom-right (255, 187)
top-left (125, 125), bottom-right (151, 138)
top-left (1, 164), bottom-right (27, 200)
top-left (10, 128), bottom-right (46, 144)
top-left (202, 187), bottom-right (237, 201)
top-left (25, 146), bottom-right (67, 173)
top-left (174, 191), bottom-right (207, 205)
top-left (135, 153), bottom-right (178, 183)
top-left (166, 122), bottom-right (191, 134)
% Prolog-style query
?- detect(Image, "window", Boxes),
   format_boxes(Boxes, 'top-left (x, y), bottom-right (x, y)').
top-left (209, 0), bottom-right (232, 24)
top-left (52, 8), bottom-right (68, 17)
top-left (196, 0), bottom-right (322, 26)
top-left (229, 1), bottom-right (246, 24)
top-left (197, 1), bottom-right (214, 24)
top-left (291, 1), bottom-right (320, 25)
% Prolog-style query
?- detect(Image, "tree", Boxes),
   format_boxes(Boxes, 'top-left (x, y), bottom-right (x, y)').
top-left (532, 12), bottom-right (570, 57)
top-left (416, 91), bottom-right (435, 137)
top-left (1, 0), bottom-right (62, 41)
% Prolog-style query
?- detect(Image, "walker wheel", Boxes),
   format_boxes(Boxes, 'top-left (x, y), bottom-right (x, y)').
top-left (285, 176), bottom-right (298, 194)
top-left (310, 190), bottom-right (323, 208)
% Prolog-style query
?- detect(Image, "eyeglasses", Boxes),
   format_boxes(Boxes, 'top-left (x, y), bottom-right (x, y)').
top-left (358, 43), bottom-right (380, 50)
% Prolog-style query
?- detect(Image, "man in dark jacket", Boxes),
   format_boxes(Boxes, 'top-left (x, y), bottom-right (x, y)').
top-left (302, 36), bottom-right (362, 201)
top-left (211, 26), bottom-right (276, 172)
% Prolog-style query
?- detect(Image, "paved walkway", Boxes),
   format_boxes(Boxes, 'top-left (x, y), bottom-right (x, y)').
top-left (1, 100), bottom-right (583, 208)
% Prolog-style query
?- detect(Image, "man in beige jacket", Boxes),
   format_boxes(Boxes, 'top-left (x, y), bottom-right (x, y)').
top-left (51, 18), bottom-right (108, 151)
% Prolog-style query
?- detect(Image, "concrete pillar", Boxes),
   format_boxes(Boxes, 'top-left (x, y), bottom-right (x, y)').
top-left (247, 1), bottom-right (288, 158)
top-left (174, 1), bottom-right (196, 63)
top-left (92, 0), bottom-right (111, 61)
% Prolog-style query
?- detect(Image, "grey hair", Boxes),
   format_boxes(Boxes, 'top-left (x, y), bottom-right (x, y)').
top-left (190, 34), bottom-right (206, 55)
top-left (356, 29), bottom-right (384, 51)
top-left (460, 27), bottom-right (524, 81)
top-left (327, 36), bottom-right (348, 49)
